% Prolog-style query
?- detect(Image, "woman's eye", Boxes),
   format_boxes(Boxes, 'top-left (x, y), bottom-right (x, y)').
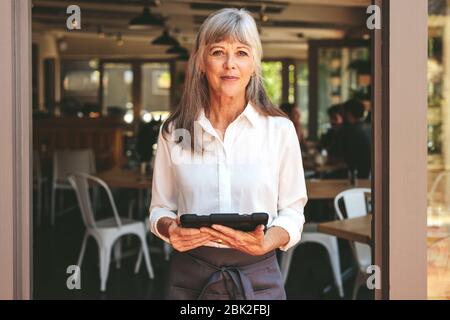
top-left (211, 50), bottom-right (224, 56)
top-left (237, 51), bottom-right (249, 56)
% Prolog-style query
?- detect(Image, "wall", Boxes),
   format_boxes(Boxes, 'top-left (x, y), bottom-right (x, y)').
top-left (32, 32), bottom-right (60, 111)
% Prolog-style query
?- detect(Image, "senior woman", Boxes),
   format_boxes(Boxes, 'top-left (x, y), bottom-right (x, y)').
top-left (149, 8), bottom-right (308, 300)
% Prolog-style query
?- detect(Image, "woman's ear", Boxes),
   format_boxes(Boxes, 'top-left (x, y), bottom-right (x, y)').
top-left (198, 54), bottom-right (206, 74)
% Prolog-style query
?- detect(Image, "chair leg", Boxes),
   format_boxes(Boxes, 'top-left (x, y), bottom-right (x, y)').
top-left (279, 248), bottom-right (296, 284)
top-left (352, 270), bottom-right (366, 300)
top-left (127, 200), bottom-right (136, 246)
top-left (114, 239), bottom-right (122, 269)
top-left (134, 249), bottom-right (143, 274)
top-left (323, 237), bottom-right (344, 298)
top-left (50, 187), bottom-right (56, 226)
top-left (135, 231), bottom-right (154, 279)
top-left (77, 233), bottom-right (89, 268)
top-left (99, 244), bottom-right (112, 292)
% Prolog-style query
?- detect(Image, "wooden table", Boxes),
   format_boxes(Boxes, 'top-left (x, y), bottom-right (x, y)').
top-left (306, 179), bottom-right (371, 200)
top-left (317, 215), bottom-right (372, 244)
top-left (97, 166), bottom-right (152, 190)
top-left (97, 166), bottom-right (152, 217)
top-left (317, 211), bottom-right (450, 299)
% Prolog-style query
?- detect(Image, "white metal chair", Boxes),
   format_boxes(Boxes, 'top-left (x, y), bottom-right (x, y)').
top-left (68, 173), bottom-right (154, 292)
top-left (279, 223), bottom-right (344, 298)
top-left (334, 188), bottom-right (372, 300)
top-left (51, 149), bottom-right (97, 226)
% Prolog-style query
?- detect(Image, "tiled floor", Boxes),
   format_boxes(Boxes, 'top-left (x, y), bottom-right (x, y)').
top-left (33, 192), bottom-right (373, 300)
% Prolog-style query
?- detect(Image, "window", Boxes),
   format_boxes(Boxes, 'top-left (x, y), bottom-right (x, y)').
top-left (427, 0), bottom-right (450, 300)
top-left (297, 61), bottom-right (309, 138)
top-left (317, 46), bottom-right (370, 137)
top-left (102, 63), bottom-right (133, 116)
top-left (61, 59), bottom-right (100, 115)
top-left (262, 61), bottom-right (282, 106)
top-left (141, 62), bottom-right (171, 113)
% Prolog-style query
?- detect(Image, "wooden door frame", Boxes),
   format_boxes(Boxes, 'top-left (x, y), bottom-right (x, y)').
top-left (0, 0), bottom-right (32, 300)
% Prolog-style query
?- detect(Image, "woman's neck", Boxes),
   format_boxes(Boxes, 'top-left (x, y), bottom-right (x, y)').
top-left (207, 94), bottom-right (247, 129)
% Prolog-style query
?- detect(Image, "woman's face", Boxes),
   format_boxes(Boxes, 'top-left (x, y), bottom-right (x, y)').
top-left (204, 38), bottom-right (256, 99)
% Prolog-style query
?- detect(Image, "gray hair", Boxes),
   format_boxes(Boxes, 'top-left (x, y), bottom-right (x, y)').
top-left (162, 8), bottom-right (285, 151)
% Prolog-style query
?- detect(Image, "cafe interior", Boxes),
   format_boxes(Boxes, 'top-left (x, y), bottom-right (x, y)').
top-left (33, 0), bottom-right (448, 300)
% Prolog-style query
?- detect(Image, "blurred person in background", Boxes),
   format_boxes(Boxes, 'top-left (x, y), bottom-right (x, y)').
top-left (341, 99), bottom-right (372, 179)
top-left (320, 104), bottom-right (345, 164)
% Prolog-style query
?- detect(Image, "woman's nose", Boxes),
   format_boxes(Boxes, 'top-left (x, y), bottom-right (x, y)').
top-left (224, 54), bottom-right (236, 69)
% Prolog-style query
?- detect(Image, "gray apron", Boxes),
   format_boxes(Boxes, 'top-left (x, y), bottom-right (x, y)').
top-left (166, 246), bottom-right (286, 300)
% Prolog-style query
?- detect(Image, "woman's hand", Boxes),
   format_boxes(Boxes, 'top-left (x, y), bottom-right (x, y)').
top-left (200, 224), bottom-right (269, 256)
top-left (166, 218), bottom-right (214, 252)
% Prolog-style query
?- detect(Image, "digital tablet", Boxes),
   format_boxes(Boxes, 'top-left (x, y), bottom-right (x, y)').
top-left (180, 212), bottom-right (269, 232)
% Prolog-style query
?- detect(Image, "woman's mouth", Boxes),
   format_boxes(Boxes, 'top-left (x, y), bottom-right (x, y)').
top-left (220, 76), bottom-right (239, 81)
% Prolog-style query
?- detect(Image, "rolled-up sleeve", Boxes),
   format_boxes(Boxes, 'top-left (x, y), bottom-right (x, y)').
top-left (149, 127), bottom-right (178, 244)
top-left (270, 122), bottom-right (308, 251)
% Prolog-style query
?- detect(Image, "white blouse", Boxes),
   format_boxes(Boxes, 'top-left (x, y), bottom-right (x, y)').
top-left (149, 102), bottom-right (308, 251)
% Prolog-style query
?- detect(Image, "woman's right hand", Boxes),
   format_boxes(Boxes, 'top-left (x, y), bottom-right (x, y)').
top-left (160, 217), bottom-right (214, 252)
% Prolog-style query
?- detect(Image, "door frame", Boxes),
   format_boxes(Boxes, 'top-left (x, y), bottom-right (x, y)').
top-left (372, 0), bottom-right (428, 299)
top-left (0, 0), bottom-right (32, 300)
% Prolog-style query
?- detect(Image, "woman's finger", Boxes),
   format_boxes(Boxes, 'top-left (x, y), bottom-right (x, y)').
top-left (172, 233), bottom-right (210, 246)
top-left (211, 224), bottom-right (243, 238)
top-left (177, 235), bottom-right (214, 251)
top-left (175, 227), bottom-right (202, 236)
top-left (200, 227), bottom-right (237, 245)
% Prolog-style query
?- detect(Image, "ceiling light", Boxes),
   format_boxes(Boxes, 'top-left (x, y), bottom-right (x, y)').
top-left (259, 4), bottom-right (269, 22)
top-left (129, 6), bottom-right (164, 29)
top-left (152, 29), bottom-right (179, 46)
top-left (259, 13), bottom-right (269, 22)
top-left (166, 44), bottom-right (188, 55)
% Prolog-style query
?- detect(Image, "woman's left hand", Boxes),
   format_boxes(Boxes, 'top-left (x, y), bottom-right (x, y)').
top-left (200, 224), bottom-right (269, 256)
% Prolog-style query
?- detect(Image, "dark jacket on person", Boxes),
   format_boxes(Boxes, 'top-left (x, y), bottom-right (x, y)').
top-left (320, 126), bottom-right (344, 160)
top-left (341, 121), bottom-right (372, 179)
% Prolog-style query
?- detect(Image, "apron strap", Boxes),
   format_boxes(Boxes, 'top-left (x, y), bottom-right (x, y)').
top-left (187, 252), bottom-right (274, 300)
top-left (197, 267), bottom-right (255, 300)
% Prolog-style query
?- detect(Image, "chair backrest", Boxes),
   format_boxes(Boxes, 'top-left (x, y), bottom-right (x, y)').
top-left (53, 149), bottom-right (96, 184)
top-left (334, 188), bottom-right (372, 269)
top-left (334, 188), bottom-right (371, 220)
top-left (67, 173), bottom-right (122, 229)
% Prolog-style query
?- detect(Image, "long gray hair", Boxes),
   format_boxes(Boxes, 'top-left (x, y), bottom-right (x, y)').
top-left (162, 8), bottom-right (285, 150)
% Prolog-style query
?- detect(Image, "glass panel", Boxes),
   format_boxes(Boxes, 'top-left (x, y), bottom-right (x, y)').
top-left (262, 61), bottom-right (282, 106)
top-left (102, 63), bottom-right (133, 117)
top-left (317, 47), bottom-right (370, 137)
top-left (288, 63), bottom-right (295, 104)
top-left (61, 59), bottom-right (100, 116)
top-left (141, 63), bottom-right (171, 115)
top-left (427, 0), bottom-right (450, 300)
top-left (297, 61), bottom-right (309, 138)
